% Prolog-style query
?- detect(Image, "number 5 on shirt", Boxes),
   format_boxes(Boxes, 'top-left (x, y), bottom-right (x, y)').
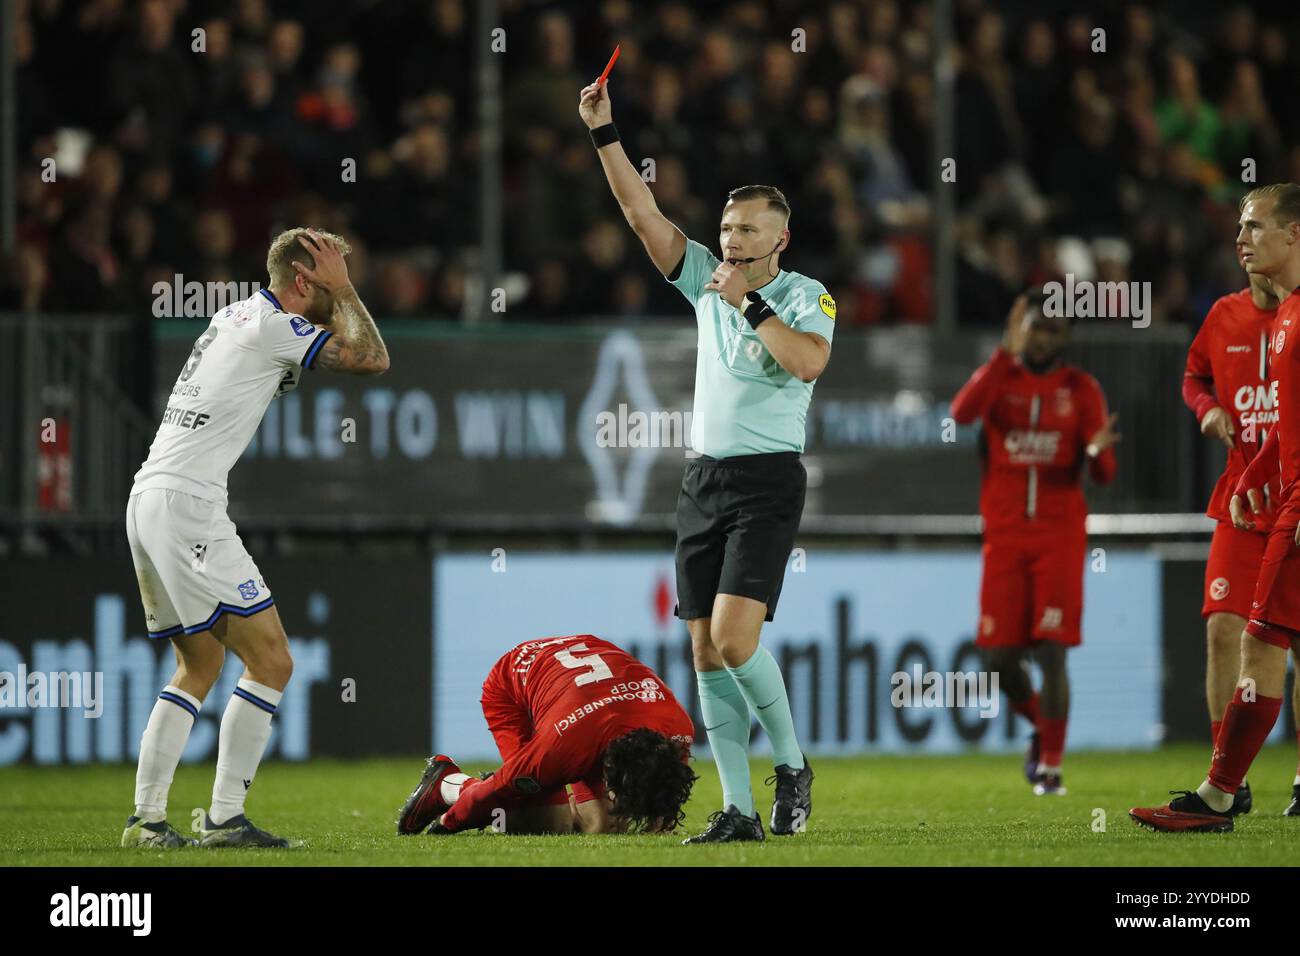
top-left (555, 643), bottom-right (614, 686)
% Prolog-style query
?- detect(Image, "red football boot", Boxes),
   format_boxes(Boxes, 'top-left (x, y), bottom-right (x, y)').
top-left (1129, 790), bottom-right (1234, 833)
top-left (396, 755), bottom-right (462, 835)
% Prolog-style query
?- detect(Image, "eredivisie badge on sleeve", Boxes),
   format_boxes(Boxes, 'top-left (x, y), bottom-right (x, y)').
top-left (819, 294), bottom-right (836, 320)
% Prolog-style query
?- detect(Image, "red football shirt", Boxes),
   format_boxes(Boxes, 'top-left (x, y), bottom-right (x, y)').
top-left (441, 635), bottom-right (695, 832)
top-left (951, 349), bottom-right (1116, 535)
top-left (1183, 288), bottom-right (1278, 526)
top-left (1237, 293), bottom-right (1300, 531)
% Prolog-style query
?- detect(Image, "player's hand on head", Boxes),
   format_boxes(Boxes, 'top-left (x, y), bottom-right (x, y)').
top-left (1200, 406), bottom-right (1235, 450)
top-left (293, 229), bottom-right (351, 294)
top-left (578, 81), bottom-right (613, 129)
top-left (1001, 293), bottom-right (1030, 355)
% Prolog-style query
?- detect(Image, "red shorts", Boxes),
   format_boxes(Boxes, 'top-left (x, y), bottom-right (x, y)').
top-left (976, 530), bottom-right (1084, 648)
top-left (479, 653), bottom-right (605, 806)
top-left (1202, 520), bottom-right (1267, 619)
top-left (1246, 523), bottom-right (1300, 649)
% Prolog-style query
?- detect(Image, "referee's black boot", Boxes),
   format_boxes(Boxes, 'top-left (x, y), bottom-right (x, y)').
top-left (681, 805), bottom-right (765, 844)
top-left (767, 755), bottom-right (813, 835)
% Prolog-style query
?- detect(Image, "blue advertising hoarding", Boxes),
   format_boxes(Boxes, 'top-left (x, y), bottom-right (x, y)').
top-left (432, 549), bottom-right (1165, 758)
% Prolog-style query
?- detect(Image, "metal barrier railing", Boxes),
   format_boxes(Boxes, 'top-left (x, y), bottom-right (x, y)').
top-left (0, 313), bottom-right (154, 528)
top-left (1, 314), bottom-right (1208, 553)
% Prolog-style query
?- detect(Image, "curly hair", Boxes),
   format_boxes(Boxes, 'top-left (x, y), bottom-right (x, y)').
top-left (602, 728), bottom-right (698, 833)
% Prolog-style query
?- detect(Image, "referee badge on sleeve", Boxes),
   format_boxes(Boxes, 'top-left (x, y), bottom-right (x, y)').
top-left (819, 294), bottom-right (836, 320)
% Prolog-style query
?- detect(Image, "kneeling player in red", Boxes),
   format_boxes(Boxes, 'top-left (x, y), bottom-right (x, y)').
top-left (951, 294), bottom-right (1119, 796)
top-left (396, 635), bottom-right (698, 836)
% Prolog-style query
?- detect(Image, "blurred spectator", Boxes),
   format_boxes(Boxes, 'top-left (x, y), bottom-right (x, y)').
top-left (15, 16), bottom-right (56, 150)
top-left (1047, 100), bottom-right (1126, 237)
top-left (104, 0), bottom-right (199, 161)
top-left (267, 19), bottom-right (307, 102)
top-left (1217, 62), bottom-right (1284, 187)
top-left (520, 258), bottom-right (574, 321)
top-left (0, 244), bottom-right (50, 312)
top-left (194, 17), bottom-right (238, 109)
top-left (569, 220), bottom-right (630, 315)
top-left (1156, 53), bottom-right (1221, 168)
top-left (432, 260), bottom-right (468, 318)
top-left (48, 200), bottom-right (124, 312)
top-left (373, 257), bottom-right (433, 317)
top-left (226, 55), bottom-right (289, 141)
top-left (1014, 19), bottom-right (1065, 187)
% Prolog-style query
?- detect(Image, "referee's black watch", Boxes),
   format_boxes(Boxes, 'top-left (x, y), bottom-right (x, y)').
top-left (741, 291), bottom-right (777, 330)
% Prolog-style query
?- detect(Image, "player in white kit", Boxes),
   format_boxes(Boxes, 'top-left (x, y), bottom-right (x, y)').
top-left (122, 229), bottom-right (388, 848)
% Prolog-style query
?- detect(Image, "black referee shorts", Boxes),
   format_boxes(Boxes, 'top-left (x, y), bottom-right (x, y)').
top-left (674, 451), bottom-right (807, 623)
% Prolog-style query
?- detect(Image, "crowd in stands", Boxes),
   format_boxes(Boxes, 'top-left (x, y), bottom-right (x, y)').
top-left (5, 0), bottom-right (1299, 327)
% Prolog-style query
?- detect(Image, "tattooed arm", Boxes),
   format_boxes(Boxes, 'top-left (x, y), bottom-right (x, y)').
top-left (317, 288), bottom-right (390, 375)
top-left (291, 229), bottom-right (390, 375)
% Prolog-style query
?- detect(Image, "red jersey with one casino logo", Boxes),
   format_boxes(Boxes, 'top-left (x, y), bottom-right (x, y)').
top-left (1183, 288), bottom-right (1278, 527)
top-left (951, 349), bottom-right (1116, 535)
top-left (1266, 294), bottom-right (1300, 531)
top-left (440, 635), bottom-right (694, 832)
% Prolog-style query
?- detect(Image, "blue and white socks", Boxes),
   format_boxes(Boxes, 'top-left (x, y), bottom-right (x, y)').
top-left (134, 685), bottom-right (202, 823)
top-left (209, 678), bottom-right (282, 825)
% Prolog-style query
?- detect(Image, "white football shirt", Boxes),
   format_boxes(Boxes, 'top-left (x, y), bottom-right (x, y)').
top-left (132, 289), bottom-right (333, 502)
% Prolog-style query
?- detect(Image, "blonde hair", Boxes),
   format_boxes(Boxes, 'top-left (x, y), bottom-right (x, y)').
top-left (1240, 183), bottom-right (1300, 226)
top-left (266, 227), bottom-right (352, 288)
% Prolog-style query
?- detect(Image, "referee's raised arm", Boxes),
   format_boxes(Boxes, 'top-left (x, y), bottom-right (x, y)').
top-left (579, 80), bottom-right (686, 276)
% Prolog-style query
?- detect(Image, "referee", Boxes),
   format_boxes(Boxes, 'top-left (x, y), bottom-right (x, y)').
top-left (580, 79), bottom-right (834, 843)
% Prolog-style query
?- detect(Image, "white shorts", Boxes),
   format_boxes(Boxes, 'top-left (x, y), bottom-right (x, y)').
top-left (126, 489), bottom-right (273, 639)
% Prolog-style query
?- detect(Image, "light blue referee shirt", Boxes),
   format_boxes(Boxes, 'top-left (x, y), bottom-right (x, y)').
top-left (668, 239), bottom-right (835, 459)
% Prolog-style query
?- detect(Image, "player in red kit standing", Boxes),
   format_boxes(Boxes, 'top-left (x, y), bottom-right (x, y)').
top-left (1182, 265), bottom-right (1289, 817)
top-left (396, 635), bottom-right (698, 836)
top-left (951, 294), bottom-right (1120, 796)
top-left (1133, 183), bottom-right (1300, 832)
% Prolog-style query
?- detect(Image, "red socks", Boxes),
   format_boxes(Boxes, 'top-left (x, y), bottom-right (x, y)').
top-left (1207, 688), bottom-right (1283, 793)
top-left (1012, 694), bottom-right (1066, 768)
top-left (1012, 693), bottom-right (1041, 727)
top-left (1039, 717), bottom-right (1068, 768)
top-left (1211, 719), bottom-right (1223, 746)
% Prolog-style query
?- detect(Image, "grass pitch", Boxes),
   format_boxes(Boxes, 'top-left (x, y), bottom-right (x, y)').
top-left (2, 744), bottom-right (1296, 866)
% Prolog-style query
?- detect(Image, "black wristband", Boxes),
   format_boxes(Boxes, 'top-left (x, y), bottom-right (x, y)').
top-left (589, 123), bottom-right (619, 148)
top-left (742, 292), bottom-right (777, 330)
